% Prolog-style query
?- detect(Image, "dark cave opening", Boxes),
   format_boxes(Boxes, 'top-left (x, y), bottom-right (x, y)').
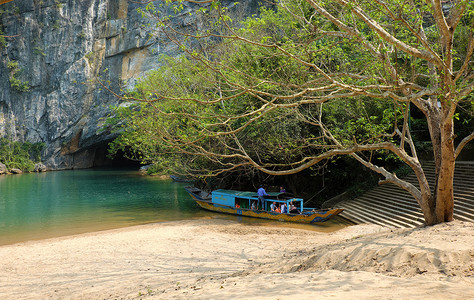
top-left (91, 142), bottom-right (143, 169)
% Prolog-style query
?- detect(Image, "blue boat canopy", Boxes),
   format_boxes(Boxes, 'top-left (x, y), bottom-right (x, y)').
top-left (211, 189), bottom-right (304, 212)
top-left (213, 189), bottom-right (283, 197)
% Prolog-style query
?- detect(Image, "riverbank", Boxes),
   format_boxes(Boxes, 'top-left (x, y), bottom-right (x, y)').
top-left (0, 219), bottom-right (472, 299)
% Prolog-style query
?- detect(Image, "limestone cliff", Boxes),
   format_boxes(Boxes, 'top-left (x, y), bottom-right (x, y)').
top-left (0, 0), bottom-right (259, 169)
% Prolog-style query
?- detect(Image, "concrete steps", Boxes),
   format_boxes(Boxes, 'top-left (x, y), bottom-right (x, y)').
top-left (335, 161), bottom-right (474, 228)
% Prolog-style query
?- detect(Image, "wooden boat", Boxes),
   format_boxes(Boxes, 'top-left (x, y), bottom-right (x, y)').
top-left (184, 186), bottom-right (344, 224)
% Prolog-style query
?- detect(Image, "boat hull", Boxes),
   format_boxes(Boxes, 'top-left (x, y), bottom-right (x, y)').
top-left (195, 200), bottom-right (343, 224)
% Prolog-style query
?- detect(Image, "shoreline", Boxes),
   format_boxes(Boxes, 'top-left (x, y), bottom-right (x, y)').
top-left (0, 219), bottom-right (472, 299)
top-left (0, 214), bottom-right (351, 247)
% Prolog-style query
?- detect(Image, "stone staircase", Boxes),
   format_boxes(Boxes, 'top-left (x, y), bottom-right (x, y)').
top-left (335, 161), bottom-right (474, 228)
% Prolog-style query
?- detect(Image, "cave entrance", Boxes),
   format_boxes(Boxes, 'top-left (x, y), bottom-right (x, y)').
top-left (91, 143), bottom-right (142, 169)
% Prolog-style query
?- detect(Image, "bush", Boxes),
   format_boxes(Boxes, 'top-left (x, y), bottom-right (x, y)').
top-left (0, 139), bottom-right (45, 172)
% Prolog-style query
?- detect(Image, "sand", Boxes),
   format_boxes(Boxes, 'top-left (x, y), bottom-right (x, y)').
top-left (0, 218), bottom-right (472, 299)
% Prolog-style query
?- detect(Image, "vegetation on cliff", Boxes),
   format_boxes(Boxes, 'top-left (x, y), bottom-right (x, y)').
top-left (0, 139), bottom-right (45, 172)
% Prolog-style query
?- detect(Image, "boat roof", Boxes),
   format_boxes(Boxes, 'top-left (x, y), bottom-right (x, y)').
top-left (213, 189), bottom-right (259, 197)
top-left (213, 189), bottom-right (298, 199)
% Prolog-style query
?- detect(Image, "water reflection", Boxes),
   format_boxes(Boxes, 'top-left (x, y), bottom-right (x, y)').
top-left (0, 169), bottom-right (349, 245)
top-left (0, 169), bottom-right (202, 245)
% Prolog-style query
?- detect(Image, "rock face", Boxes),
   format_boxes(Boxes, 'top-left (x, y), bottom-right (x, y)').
top-left (10, 168), bottom-right (22, 174)
top-left (34, 162), bottom-right (47, 172)
top-left (0, 0), bottom-right (259, 170)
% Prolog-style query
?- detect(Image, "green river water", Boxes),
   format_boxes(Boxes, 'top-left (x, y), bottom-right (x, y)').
top-left (0, 168), bottom-right (348, 246)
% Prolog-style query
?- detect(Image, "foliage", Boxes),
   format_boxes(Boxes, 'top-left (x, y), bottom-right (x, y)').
top-left (0, 139), bottom-right (45, 171)
top-left (7, 60), bottom-right (30, 92)
top-left (53, 20), bottom-right (61, 30)
top-left (112, 2), bottom-right (405, 175)
top-left (33, 46), bottom-right (46, 57)
top-left (54, 0), bottom-right (62, 9)
top-left (109, 0), bottom-right (474, 224)
top-left (0, 28), bottom-right (6, 49)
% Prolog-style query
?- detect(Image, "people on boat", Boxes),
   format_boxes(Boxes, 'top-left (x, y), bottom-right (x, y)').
top-left (275, 204), bottom-right (281, 213)
top-left (257, 185), bottom-right (268, 210)
top-left (251, 201), bottom-right (257, 210)
top-left (289, 202), bottom-right (300, 214)
top-left (235, 203), bottom-right (240, 208)
top-left (281, 202), bottom-right (287, 213)
top-left (279, 186), bottom-right (286, 193)
top-left (270, 202), bottom-right (277, 211)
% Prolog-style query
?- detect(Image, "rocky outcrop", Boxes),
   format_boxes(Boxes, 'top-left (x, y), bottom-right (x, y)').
top-left (10, 168), bottom-right (22, 174)
top-left (0, 0), bottom-right (260, 170)
top-left (34, 162), bottom-right (47, 172)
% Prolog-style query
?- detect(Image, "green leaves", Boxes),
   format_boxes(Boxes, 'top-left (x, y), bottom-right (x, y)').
top-left (109, 0), bottom-right (474, 183)
top-left (0, 139), bottom-right (45, 171)
top-left (7, 59), bottom-right (30, 92)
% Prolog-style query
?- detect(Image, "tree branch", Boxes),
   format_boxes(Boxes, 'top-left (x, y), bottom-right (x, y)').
top-left (0, 0), bottom-right (14, 5)
top-left (332, 0), bottom-right (444, 66)
top-left (455, 131), bottom-right (474, 159)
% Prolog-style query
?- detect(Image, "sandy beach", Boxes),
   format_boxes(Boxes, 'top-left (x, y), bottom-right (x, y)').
top-left (0, 218), bottom-right (472, 299)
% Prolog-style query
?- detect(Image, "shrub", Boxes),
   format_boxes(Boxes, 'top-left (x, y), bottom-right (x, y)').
top-left (0, 139), bottom-right (45, 172)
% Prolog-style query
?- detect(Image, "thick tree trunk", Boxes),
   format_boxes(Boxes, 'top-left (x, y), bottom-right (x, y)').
top-left (418, 179), bottom-right (437, 225)
top-left (425, 103), bottom-right (442, 173)
top-left (434, 118), bottom-right (455, 223)
top-left (418, 104), bottom-right (441, 225)
top-left (418, 102), bottom-right (455, 225)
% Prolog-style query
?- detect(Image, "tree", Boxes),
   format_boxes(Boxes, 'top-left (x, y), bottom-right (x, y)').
top-left (112, 0), bottom-right (474, 225)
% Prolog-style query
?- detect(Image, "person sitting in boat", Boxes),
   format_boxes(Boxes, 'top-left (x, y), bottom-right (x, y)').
top-left (279, 186), bottom-right (286, 193)
top-left (257, 185), bottom-right (268, 210)
top-left (251, 201), bottom-right (257, 210)
top-left (289, 202), bottom-right (300, 214)
top-left (270, 202), bottom-right (277, 211)
top-left (281, 202), bottom-right (287, 214)
top-left (275, 204), bottom-right (281, 213)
